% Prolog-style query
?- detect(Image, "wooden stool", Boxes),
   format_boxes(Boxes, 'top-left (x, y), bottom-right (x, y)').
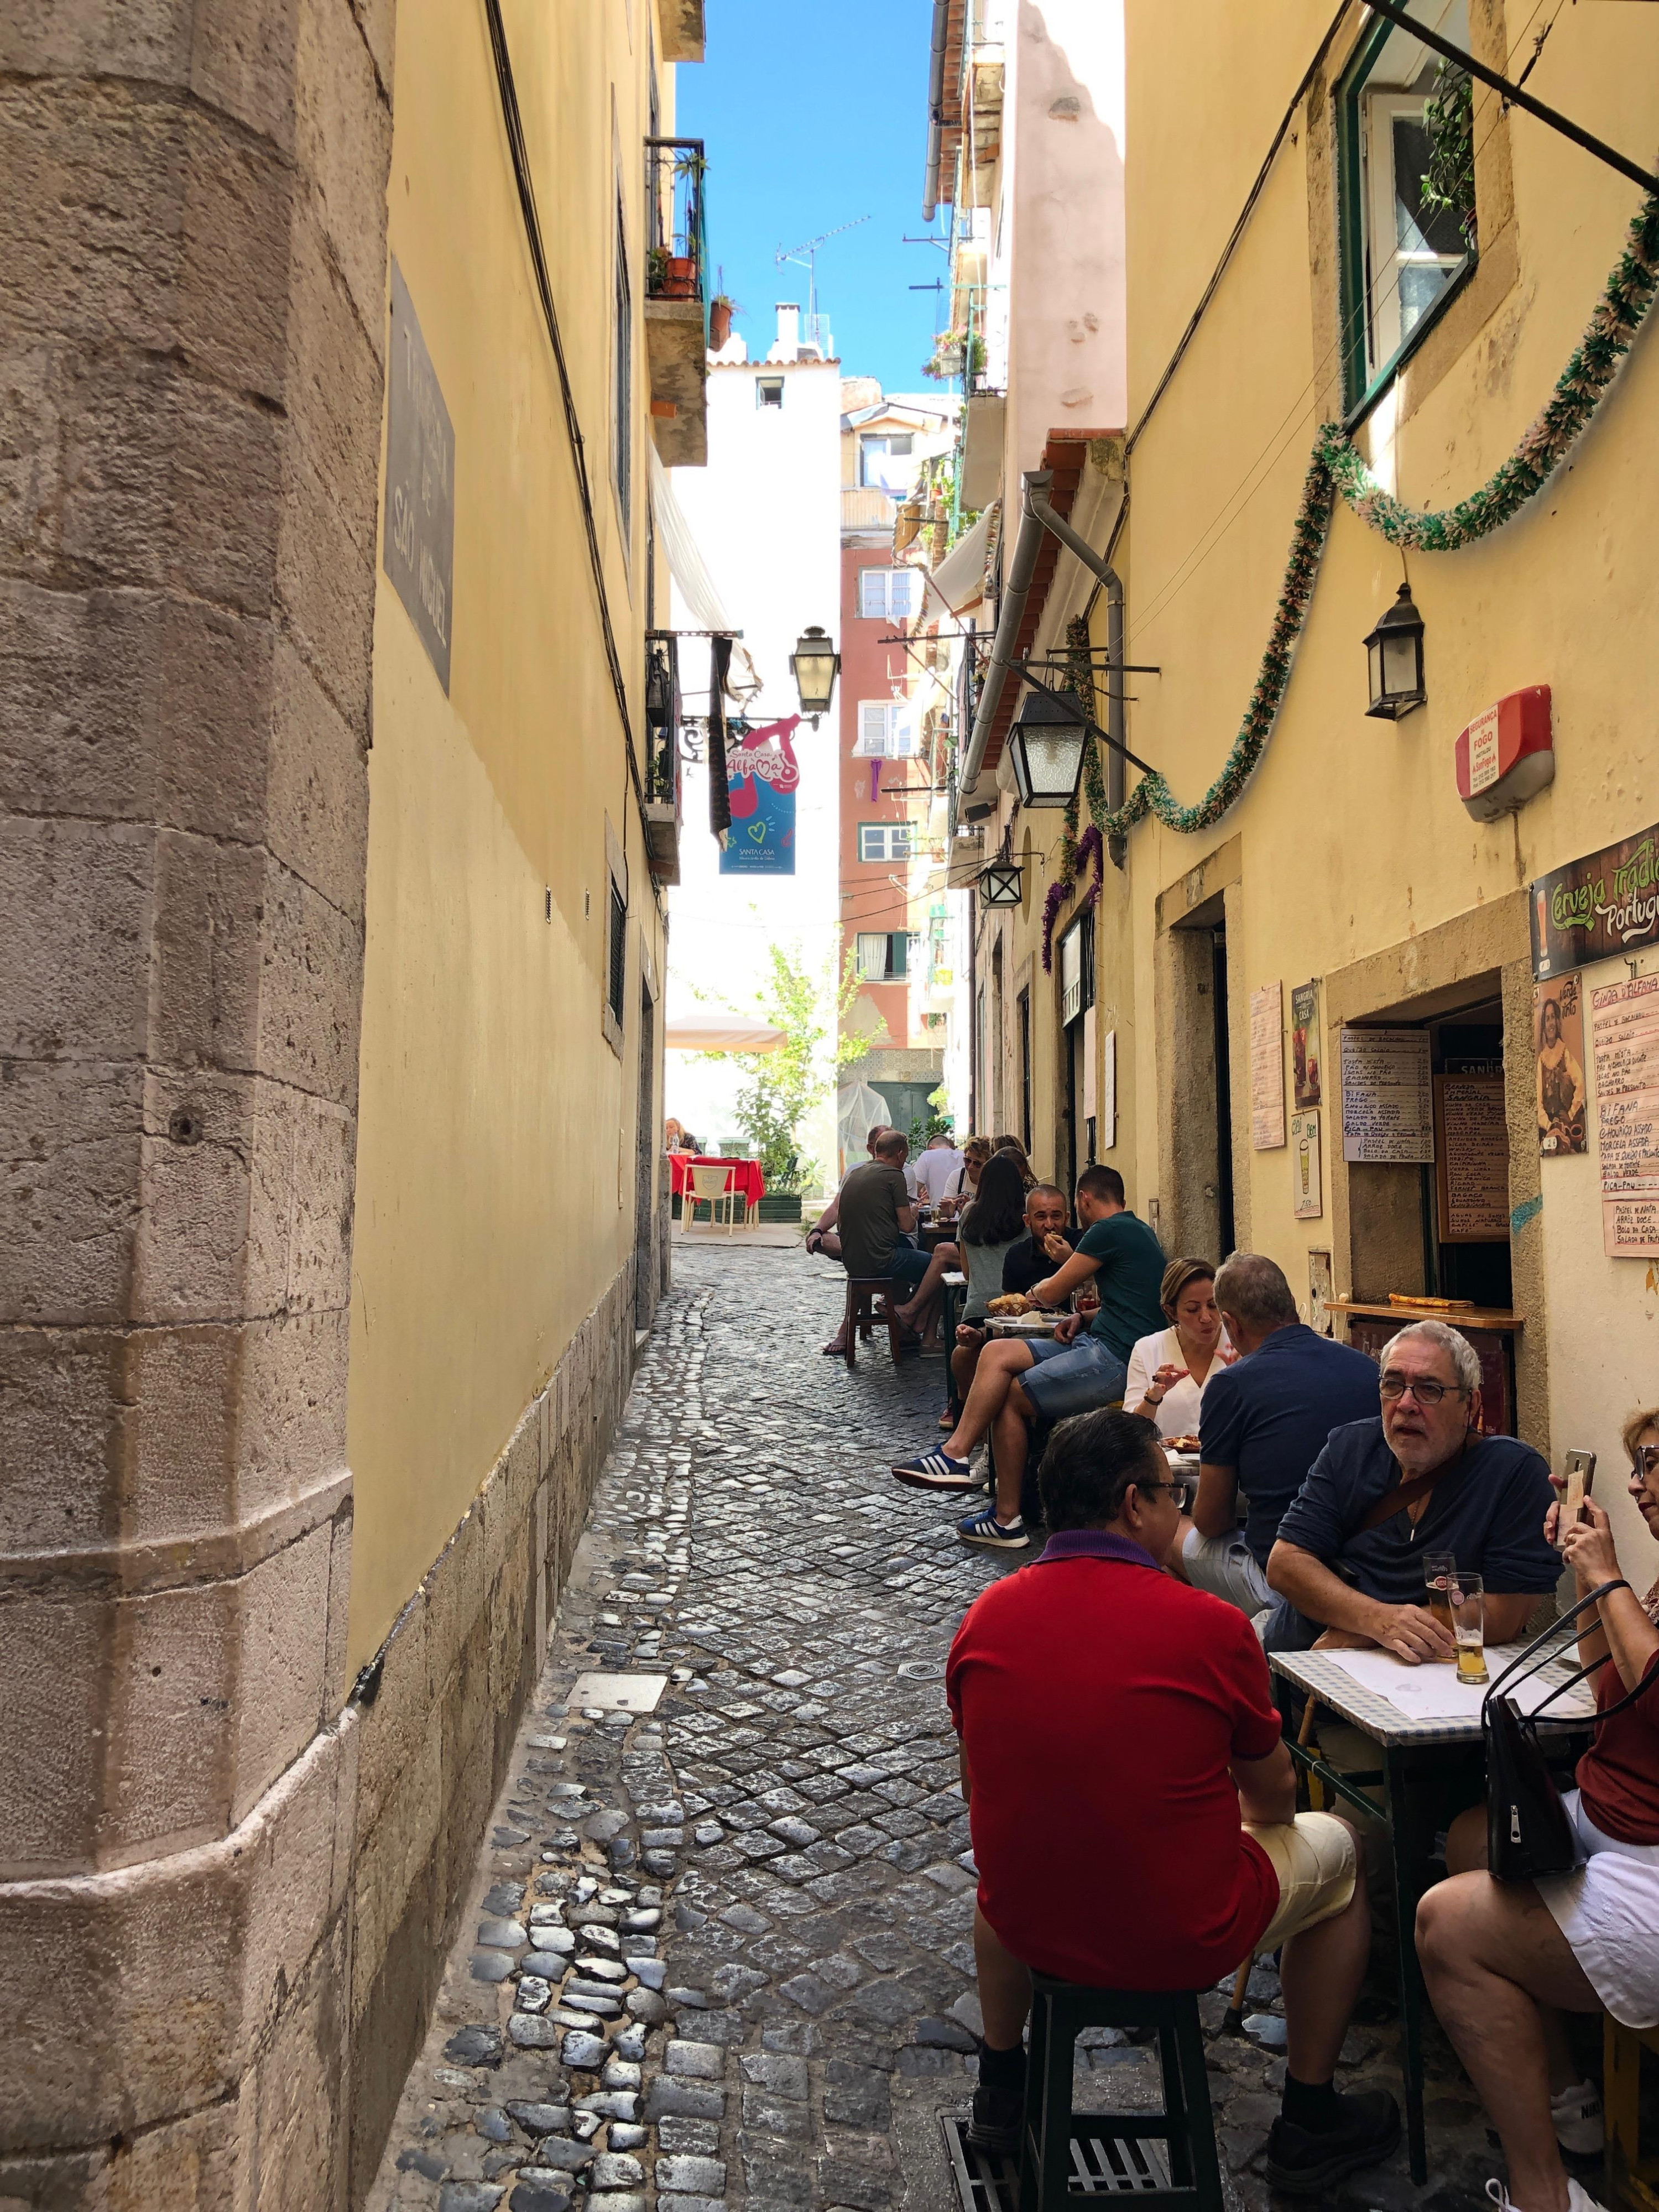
top-left (843, 1276), bottom-right (906, 1370)
top-left (1605, 2013), bottom-right (1659, 2209)
top-left (1019, 1973), bottom-right (1222, 2212)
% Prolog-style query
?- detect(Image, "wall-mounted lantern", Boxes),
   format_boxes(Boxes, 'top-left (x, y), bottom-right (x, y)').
top-left (790, 625), bottom-right (839, 726)
top-left (1006, 684), bottom-right (1088, 807)
top-left (978, 855), bottom-right (1024, 907)
top-left (1364, 583), bottom-right (1426, 720)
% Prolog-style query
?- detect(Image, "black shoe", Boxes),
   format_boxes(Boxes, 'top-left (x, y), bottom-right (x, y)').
top-left (965, 2081), bottom-right (1023, 2157)
top-left (1264, 2089), bottom-right (1401, 2195)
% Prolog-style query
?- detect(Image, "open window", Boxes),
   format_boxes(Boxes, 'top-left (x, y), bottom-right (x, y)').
top-left (859, 432), bottom-right (917, 492)
top-left (1338, 0), bottom-right (1476, 413)
top-left (756, 375), bottom-right (784, 409)
top-left (855, 931), bottom-right (914, 982)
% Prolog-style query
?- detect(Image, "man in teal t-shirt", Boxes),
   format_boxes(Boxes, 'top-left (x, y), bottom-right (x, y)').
top-left (889, 1165), bottom-right (1166, 1551)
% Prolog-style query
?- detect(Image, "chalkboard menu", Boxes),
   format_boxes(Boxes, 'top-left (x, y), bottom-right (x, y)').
top-left (1341, 1028), bottom-right (1434, 1164)
top-left (1591, 974), bottom-right (1659, 1256)
top-left (1434, 1074), bottom-right (1509, 1241)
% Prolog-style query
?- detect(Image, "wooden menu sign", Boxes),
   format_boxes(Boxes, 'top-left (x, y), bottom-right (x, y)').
top-left (1433, 1074), bottom-right (1509, 1242)
top-left (1591, 973), bottom-right (1659, 1257)
top-left (1250, 982), bottom-right (1286, 1150)
top-left (1340, 1027), bottom-right (1434, 1164)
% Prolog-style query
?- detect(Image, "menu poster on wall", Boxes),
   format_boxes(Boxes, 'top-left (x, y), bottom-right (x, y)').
top-left (1340, 1027), bottom-right (1434, 1164)
top-left (1250, 982), bottom-right (1287, 1150)
top-left (1291, 1109), bottom-right (1322, 1218)
top-left (1291, 981), bottom-right (1322, 1108)
top-left (1535, 973), bottom-right (1588, 1155)
top-left (1433, 1074), bottom-right (1509, 1241)
top-left (1531, 822), bottom-right (1659, 979)
top-left (1101, 1028), bottom-right (1118, 1151)
top-left (1591, 974), bottom-right (1659, 1257)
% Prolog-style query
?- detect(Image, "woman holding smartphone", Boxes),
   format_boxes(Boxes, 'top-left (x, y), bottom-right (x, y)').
top-left (1413, 1408), bottom-right (1659, 2212)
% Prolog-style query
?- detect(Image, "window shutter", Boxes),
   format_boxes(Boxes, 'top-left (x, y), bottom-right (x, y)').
top-left (856, 702), bottom-right (891, 757)
top-left (893, 570), bottom-right (920, 620)
top-left (859, 571), bottom-right (887, 619)
top-left (888, 933), bottom-right (907, 980)
top-left (889, 703), bottom-right (917, 758)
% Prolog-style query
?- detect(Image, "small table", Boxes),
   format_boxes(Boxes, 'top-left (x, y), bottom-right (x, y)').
top-left (940, 1269), bottom-right (967, 1345)
top-left (1269, 1643), bottom-right (1593, 2183)
top-left (669, 1154), bottom-right (765, 1222)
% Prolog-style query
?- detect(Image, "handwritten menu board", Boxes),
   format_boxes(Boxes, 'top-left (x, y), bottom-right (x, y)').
top-left (1434, 1074), bottom-right (1509, 1241)
top-left (1341, 1027), bottom-right (1434, 1164)
top-left (1592, 974), bottom-right (1659, 1256)
top-left (1250, 982), bottom-right (1286, 1150)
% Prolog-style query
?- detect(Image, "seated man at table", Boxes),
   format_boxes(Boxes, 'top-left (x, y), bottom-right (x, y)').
top-left (829, 1129), bottom-right (932, 1348)
top-left (890, 1165), bottom-right (1164, 1551)
top-left (950, 1409), bottom-right (1399, 2195)
top-left (914, 1128), bottom-right (966, 1207)
top-left (1176, 1254), bottom-right (1380, 1622)
top-left (946, 1183), bottom-right (1078, 1420)
top-left (1266, 1319), bottom-right (1559, 1660)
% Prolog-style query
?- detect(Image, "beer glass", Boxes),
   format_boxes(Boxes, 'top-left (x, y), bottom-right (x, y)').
top-left (1423, 1551), bottom-right (1457, 1654)
top-left (1449, 1573), bottom-right (1489, 1685)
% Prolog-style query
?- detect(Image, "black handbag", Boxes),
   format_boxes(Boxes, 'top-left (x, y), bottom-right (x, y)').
top-left (1483, 1582), bottom-right (1659, 1883)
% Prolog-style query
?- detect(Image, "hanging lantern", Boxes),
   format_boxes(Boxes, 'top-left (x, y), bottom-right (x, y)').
top-left (1364, 583), bottom-right (1426, 720)
top-left (978, 855), bottom-right (1024, 907)
top-left (1006, 684), bottom-right (1088, 807)
top-left (789, 624), bottom-right (839, 726)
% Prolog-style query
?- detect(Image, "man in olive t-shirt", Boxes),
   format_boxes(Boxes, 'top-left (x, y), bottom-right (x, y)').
top-left (837, 1131), bottom-right (933, 1286)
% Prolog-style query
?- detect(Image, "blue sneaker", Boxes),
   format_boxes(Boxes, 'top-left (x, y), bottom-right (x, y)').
top-left (892, 1451), bottom-right (977, 1493)
top-left (957, 1506), bottom-right (1029, 1550)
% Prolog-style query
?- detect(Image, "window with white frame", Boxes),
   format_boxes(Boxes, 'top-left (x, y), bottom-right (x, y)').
top-left (859, 431), bottom-right (917, 493)
top-left (853, 701), bottom-right (919, 758)
top-left (1340, 0), bottom-right (1475, 404)
top-left (858, 568), bottom-right (923, 622)
top-left (854, 931), bottom-right (912, 982)
top-left (857, 822), bottom-right (916, 864)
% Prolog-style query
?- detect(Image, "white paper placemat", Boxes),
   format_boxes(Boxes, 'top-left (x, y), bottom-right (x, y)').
top-left (1324, 1645), bottom-right (1595, 1722)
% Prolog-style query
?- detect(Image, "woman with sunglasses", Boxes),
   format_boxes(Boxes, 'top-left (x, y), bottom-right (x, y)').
top-left (1415, 1409), bottom-right (1659, 2212)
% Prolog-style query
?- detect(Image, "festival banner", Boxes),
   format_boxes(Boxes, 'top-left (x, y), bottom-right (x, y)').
top-left (720, 716), bottom-right (801, 876)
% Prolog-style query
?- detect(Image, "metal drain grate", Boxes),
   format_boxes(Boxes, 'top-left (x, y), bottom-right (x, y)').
top-left (941, 2116), bottom-right (1174, 2208)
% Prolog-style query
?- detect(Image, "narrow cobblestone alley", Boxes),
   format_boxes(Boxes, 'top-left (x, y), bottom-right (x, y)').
top-left (370, 1244), bottom-right (1499, 2212)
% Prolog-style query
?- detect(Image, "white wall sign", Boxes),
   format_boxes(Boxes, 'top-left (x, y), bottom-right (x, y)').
top-left (1592, 973), bottom-right (1659, 1257)
top-left (1101, 1027), bottom-right (1117, 1150)
top-left (1340, 1027), bottom-right (1434, 1164)
top-left (1250, 982), bottom-right (1286, 1150)
top-left (1291, 1109), bottom-right (1322, 1218)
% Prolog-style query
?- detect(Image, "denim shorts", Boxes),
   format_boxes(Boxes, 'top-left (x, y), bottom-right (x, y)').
top-left (1020, 1332), bottom-right (1128, 1420)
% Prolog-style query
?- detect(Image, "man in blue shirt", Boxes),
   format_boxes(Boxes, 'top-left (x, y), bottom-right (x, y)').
top-left (1183, 1254), bottom-right (1380, 1619)
top-left (890, 1166), bottom-right (1165, 1552)
top-left (1267, 1319), bottom-right (1558, 1659)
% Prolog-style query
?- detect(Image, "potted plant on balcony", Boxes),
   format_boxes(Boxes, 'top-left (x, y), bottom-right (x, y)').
top-left (708, 293), bottom-right (738, 349)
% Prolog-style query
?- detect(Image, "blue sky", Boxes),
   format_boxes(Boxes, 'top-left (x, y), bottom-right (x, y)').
top-left (676, 0), bottom-right (948, 396)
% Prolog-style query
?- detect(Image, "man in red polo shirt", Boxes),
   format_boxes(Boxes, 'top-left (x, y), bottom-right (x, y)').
top-left (946, 1407), bottom-right (1400, 2197)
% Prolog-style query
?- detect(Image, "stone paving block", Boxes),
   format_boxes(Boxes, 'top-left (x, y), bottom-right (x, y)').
top-left (664, 2038), bottom-right (724, 2079)
top-left (655, 2154), bottom-right (727, 2194)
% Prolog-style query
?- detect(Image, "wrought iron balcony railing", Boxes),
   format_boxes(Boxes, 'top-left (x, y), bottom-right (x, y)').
top-left (645, 137), bottom-right (708, 334)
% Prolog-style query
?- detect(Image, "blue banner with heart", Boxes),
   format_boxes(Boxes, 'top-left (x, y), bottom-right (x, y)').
top-left (719, 716), bottom-right (801, 877)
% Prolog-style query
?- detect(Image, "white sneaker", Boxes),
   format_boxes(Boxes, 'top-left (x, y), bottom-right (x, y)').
top-left (1551, 2078), bottom-right (1605, 2156)
top-left (1484, 2179), bottom-right (1612, 2211)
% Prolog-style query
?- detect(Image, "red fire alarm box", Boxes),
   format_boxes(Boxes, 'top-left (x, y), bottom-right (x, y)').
top-left (1454, 686), bottom-right (1553, 822)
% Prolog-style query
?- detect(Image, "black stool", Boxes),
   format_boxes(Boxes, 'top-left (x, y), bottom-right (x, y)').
top-left (1019, 1974), bottom-right (1222, 2212)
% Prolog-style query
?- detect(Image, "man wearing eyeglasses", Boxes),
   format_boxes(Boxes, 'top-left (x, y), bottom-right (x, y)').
top-left (1266, 1319), bottom-right (1558, 1661)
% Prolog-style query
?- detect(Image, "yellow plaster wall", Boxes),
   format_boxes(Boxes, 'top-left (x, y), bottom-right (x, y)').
top-left (1112, 0), bottom-right (1659, 1572)
top-left (345, 0), bottom-right (672, 1668)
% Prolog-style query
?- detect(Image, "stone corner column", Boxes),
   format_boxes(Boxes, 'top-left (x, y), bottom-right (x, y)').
top-left (0, 0), bottom-right (392, 2197)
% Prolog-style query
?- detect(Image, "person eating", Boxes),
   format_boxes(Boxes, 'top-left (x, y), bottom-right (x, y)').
top-left (1124, 1257), bottom-right (1232, 1441)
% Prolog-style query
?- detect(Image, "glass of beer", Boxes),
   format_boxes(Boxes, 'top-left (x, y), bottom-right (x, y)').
top-left (1423, 1551), bottom-right (1457, 1656)
top-left (1449, 1573), bottom-right (1489, 1684)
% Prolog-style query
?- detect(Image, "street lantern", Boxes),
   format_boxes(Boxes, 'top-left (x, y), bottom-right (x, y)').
top-left (1364, 583), bottom-right (1426, 720)
top-left (790, 625), bottom-right (839, 726)
top-left (978, 855), bottom-right (1024, 907)
top-left (1006, 683), bottom-right (1088, 807)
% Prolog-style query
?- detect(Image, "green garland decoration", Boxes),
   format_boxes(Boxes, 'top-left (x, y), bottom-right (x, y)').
top-left (1081, 186), bottom-right (1659, 852)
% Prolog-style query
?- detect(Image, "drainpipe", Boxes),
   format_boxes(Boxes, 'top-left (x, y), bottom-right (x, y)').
top-left (922, 0), bottom-right (950, 220)
top-left (957, 469), bottom-right (1051, 805)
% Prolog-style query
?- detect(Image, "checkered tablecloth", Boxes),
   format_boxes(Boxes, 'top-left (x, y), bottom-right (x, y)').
top-left (1270, 1640), bottom-right (1595, 1747)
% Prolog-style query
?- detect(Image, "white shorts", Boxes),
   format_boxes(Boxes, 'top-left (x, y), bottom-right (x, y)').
top-left (1536, 1790), bottom-right (1659, 2028)
top-left (1245, 1811), bottom-right (1359, 1950)
top-left (1182, 1525), bottom-right (1274, 1623)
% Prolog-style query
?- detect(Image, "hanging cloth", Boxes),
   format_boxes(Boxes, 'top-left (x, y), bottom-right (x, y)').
top-left (707, 634), bottom-right (733, 846)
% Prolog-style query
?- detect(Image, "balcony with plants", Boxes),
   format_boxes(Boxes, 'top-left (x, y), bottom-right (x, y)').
top-left (644, 136), bottom-right (709, 466)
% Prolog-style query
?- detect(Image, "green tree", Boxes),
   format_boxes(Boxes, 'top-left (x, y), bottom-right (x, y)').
top-left (701, 942), bottom-right (868, 1193)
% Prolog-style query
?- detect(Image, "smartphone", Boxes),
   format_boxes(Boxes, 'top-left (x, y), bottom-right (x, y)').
top-left (1558, 1449), bottom-right (1596, 1547)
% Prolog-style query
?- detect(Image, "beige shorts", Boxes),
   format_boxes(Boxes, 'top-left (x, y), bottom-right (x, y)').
top-left (1244, 1811), bottom-right (1358, 1950)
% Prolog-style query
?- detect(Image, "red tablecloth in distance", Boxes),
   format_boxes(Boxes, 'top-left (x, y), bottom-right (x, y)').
top-left (669, 1155), bottom-right (765, 1208)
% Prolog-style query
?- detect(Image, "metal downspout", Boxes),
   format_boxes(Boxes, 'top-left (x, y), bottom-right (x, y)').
top-left (958, 469), bottom-right (1051, 801)
top-left (922, 0), bottom-right (950, 220)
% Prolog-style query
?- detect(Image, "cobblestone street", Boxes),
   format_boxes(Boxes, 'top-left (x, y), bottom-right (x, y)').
top-left (371, 1243), bottom-right (1508, 2212)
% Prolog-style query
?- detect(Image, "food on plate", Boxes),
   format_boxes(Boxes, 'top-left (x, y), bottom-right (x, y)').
top-left (1165, 1436), bottom-right (1202, 1454)
top-left (986, 1293), bottom-right (1032, 1317)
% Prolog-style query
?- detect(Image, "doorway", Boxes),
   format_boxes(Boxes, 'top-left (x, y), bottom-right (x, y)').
top-left (1162, 901), bottom-right (1235, 1261)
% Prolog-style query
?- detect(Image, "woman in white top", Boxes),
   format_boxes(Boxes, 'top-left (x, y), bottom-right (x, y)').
top-left (1124, 1258), bottom-right (1232, 1439)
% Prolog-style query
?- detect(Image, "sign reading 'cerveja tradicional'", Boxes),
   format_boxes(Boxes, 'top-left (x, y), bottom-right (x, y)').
top-left (1531, 822), bottom-right (1659, 979)
top-left (383, 260), bottom-right (455, 693)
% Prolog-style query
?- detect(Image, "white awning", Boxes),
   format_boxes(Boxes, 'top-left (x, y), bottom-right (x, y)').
top-left (665, 1016), bottom-right (787, 1053)
top-left (925, 504), bottom-right (995, 616)
top-left (649, 447), bottom-right (761, 697)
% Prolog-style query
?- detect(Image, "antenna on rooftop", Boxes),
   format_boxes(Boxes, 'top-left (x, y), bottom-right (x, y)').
top-left (774, 216), bottom-right (871, 349)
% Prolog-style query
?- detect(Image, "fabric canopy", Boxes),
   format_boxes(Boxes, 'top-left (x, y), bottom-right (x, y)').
top-left (648, 447), bottom-right (761, 698)
top-left (925, 503), bottom-right (994, 616)
top-left (665, 1016), bottom-right (787, 1053)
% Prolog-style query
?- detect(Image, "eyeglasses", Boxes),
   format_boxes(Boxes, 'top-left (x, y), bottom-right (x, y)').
top-left (1136, 1476), bottom-right (1191, 1506)
top-left (1633, 1446), bottom-right (1659, 1477)
top-left (1378, 1372), bottom-right (1467, 1407)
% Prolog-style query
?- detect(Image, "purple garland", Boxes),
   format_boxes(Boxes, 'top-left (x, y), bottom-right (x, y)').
top-left (1041, 822), bottom-right (1105, 973)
